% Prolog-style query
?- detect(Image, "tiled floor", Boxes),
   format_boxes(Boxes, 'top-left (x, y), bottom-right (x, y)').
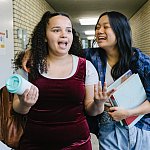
top-left (91, 133), bottom-right (99, 150)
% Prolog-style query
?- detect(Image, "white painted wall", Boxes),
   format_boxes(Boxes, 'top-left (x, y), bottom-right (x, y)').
top-left (0, 0), bottom-right (14, 88)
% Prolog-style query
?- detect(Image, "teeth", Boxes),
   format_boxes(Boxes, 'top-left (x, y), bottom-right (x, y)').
top-left (98, 37), bottom-right (106, 40)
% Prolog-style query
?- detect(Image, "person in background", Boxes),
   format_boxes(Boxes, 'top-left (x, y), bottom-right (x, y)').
top-left (14, 50), bottom-right (29, 80)
top-left (84, 11), bottom-right (150, 150)
top-left (13, 11), bottom-right (114, 150)
top-left (21, 11), bottom-right (150, 150)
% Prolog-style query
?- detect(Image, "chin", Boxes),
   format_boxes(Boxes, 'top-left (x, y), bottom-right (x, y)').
top-left (97, 43), bottom-right (106, 48)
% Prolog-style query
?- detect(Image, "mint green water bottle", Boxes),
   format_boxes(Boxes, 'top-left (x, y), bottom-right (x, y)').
top-left (6, 74), bottom-right (32, 95)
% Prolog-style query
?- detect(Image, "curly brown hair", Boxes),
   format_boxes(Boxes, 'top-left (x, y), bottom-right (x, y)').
top-left (19, 11), bottom-right (83, 80)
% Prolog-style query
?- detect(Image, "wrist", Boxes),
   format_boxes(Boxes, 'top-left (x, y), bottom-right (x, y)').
top-left (94, 100), bottom-right (105, 113)
top-left (126, 109), bottom-right (132, 118)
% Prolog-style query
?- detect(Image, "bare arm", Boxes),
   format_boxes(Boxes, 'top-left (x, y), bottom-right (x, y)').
top-left (108, 100), bottom-right (150, 121)
top-left (22, 49), bottom-right (31, 72)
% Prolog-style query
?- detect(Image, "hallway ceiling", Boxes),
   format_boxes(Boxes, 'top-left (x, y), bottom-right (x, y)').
top-left (46, 0), bottom-right (148, 39)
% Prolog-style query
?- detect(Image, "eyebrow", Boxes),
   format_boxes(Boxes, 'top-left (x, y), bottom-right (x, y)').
top-left (97, 22), bottom-right (110, 26)
top-left (51, 26), bottom-right (72, 29)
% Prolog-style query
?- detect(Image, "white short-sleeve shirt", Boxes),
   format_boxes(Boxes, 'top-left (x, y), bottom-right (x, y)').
top-left (42, 55), bottom-right (99, 85)
top-left (17, 55), bottom-right (99, 86)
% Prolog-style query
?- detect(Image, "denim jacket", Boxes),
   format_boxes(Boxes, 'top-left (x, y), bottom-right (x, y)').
top-left (84, 47), bottom-right (150, 131)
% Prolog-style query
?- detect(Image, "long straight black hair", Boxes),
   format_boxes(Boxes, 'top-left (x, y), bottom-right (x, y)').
top-left (96, 11), bottom-right (133, 80)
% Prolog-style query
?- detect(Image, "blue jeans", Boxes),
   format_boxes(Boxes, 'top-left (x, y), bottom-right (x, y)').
top-left (98, 112), bottom-right (150, 150)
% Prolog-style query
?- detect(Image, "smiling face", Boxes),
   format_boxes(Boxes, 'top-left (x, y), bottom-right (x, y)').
top-left (46, 15), bottom-right (73, 56)
top-left (95, 15), bottom-right (117, 51)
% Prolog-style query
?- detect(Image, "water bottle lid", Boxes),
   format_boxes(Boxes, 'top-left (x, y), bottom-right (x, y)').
top-left (6, 74), bottom-right (22, 93)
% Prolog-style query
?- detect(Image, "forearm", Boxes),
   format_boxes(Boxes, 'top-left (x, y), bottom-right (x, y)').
top-left (127, 100), bottom-right (150, 117)
top-left (13, 94), bottom-right (31, 114)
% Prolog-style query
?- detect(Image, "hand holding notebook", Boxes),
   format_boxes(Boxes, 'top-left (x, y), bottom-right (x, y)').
top-left (107, 70), bottom-right (147, 128)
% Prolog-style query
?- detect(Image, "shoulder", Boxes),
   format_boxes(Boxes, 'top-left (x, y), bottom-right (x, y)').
top-left (132, 48), bottom-right (150, 94)
top-left (85, 59), bottom-right (99, 85)
top-left (132, 47), bottom-right (150, 72)
top-left (83, 47), bottom-right (104, 59)
top-left (133, 47), bottom-right (150, 62)
top-left (74, 55), bottom-right (97, 68)
top-left (86, 59), bottom-right (94, 67)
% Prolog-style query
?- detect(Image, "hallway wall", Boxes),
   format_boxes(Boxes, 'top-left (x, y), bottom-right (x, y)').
top-left (13, 0), bottom-right (54, 55)
top-left (130, 0), bottom-right (150, 55)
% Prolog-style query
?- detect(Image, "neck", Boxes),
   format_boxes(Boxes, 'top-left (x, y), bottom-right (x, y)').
top-left (47, 54), bottom-right (72, 66)
top-left (106, 47), bottom-right (119, 67)
top-left (46, 54), bottom-right (73, 78)
top-left (47, 53), bottom-right (71, 64)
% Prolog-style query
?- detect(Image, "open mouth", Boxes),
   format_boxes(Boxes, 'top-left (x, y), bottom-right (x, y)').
top-left (58, 41), bottom-right (68, 49)
top-left (97, 36), bottom-right (107, 40)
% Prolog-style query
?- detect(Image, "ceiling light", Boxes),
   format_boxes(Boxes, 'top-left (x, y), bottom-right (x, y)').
top-left (79, 18), bottom-right (98, 25)
top-left (85, 30), bottom-right (95, 35)
top-left (87, 36), bottom-right (95, 40)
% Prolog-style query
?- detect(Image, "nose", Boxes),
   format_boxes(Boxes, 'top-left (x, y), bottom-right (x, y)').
top-left (60, 30), bottom-right (67, 38)
top-left (96, 27), bottom-right (104, 34)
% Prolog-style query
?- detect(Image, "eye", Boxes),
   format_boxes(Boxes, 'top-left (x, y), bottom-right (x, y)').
top-left (104, 25), bottom-right (111, 29)
top-left (95, 26), bottom-right (100, 30)
top-left (52, 29), bottom-right (61, 32)
top-left (67, 29), bottom-right (72, 33)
